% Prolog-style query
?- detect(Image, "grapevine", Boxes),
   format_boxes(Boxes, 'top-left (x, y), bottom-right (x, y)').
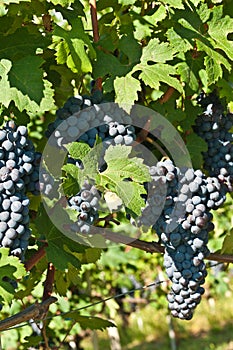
top-left (0, 1), bottom-right (233, 347)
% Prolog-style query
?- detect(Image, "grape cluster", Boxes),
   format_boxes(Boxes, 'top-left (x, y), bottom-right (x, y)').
top-left (45, 92), bottom-right (136, 150)
top-left (68, 180), bottom-right (99, 234)
top-left (44, 92), bottom-right (136, 231)
top-left (0, 120), bottom-right (38, 259)
top-left (139, 158), bottom-right (227, 320)
top-left (194, 92), bottom-right (233, 192)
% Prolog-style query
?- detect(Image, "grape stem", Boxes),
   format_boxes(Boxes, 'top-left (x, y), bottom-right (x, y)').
top-left (135, 118), bottom-right (151, 144)
top-left (159, 87), bottom-right (175, 104)
top-left (96, 213), bottom-right (120, 226)
top-left (103, 231), bottom-right (233, 263)
top-left (146, 136), bottom-right (168, 157)
top-left (90, 0), bottom-right (99, 42)
top-left (90, 0), bottom-right (102, 91)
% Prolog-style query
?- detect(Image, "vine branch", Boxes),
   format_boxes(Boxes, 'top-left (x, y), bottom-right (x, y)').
top-left (90, 0), bottom-right (102, 91)
top-left (103, 231), bottom-right (233, 264)
top-left (24, 244), bottom-right (47, 271)
top-left (0, 297), bottom-right (57, 332)
top-left (42, 263), bottom-right (55, 302)
top-left (90, 0), bottom-right (99, 42)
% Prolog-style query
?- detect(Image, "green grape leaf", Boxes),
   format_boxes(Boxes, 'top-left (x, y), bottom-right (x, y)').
top-left (137, 63), bottom-right (183, 93)
top-left (118, 0), bottom-right (136, 5)
top-left (37, 79), bottom-right (55, 114)
top-left (0, 59), bottom-right (12, 108)
top-left (22, 336), bottom-right (43, 350)
top-left (221, 228), bottom-right (233, 255)
top-left (66, 142), bottom-right (91, 161)
top-left (67, 265), bottom-right (81, 286)
top-left (55, 41), bottom-right (68, 65)
top-left (159, 0), bottom-right (184, 9)
top-left (143, 5), bottom-right (167, 27)
top-left (53, 18), bottom-right (95, 74)
top-left (119, 34), bottom-right (142, 65)
top-left (176, 61), bottom-right (199, 92)
top-left (208, 8), bottom-right (233, 61)
top-left (186, 133), bottom-right (207, 169)
top-left (140, 38), bottom-right (175, 63)
top-left (116, 180), bottom-right (147, 215)
top-left (166, 28), bottom-right (193, 54)
top-left (33, 204), bottom-right (54, 237)
top-left (98, 145), bottom-right (150, 215)
top-left (103, 145), bottom-right (150, 182)
top-left (196, 40), bottom-right (231, 85)
top-left (204, 56), bottom-right (222, 85)
top-left (45, 227), bottom-right (85, 271)
top-left (54, 270), bottom-right (70, 296)
top-left (63, 313), bottom-right (115, 330)
top-left (133, 39), bottom-right (182, 92)
top-left (36, 205), bottom-right (87, 271)
top-left (217, 74), bottom-right (233, 104)
top-left (93, 50), bottom-right (130, 90)
top-left (61, 172), bottom-right (80, 197)
top-left (151, 98), bottom-right (186, 124)
top-left (49, 0), bottom-right (74, 5)
top-left (0, 248), bottom-right (26, 304)
top-left (62, 163), bottom-right (80, 179)
top-left (0, 28), bottom-right (47, 61)
top-left (114, 74), bottom-right (141, 111)
top-left (15, 256), bottom-right (48, 299)
top-left (174, 7), bottom-right (231, 86)
top-left (0, 59), bottom-right (55, 113)
top-left (8, 55), bottom-right (44, 104)
top-left (65, 142), bottom-right (99, 182)
top-left (1, 0), bottom-right (30, 3)
top-left (78, 247), bottom-right (102, 264)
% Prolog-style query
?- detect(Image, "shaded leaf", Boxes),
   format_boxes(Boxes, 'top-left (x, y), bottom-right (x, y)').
top-left (9, 55), bottom-right (44, 104)
top-left (0, 27), bottom-right (48, 61)
top-left (46, 227), bottom-right (85, 271)
top-left (186, 133), bottom-right (207, 169)
top-left (159, 0), bottom-right (184, 9)
top-left (0, 248), bottom-right (26, 304)
top-left (221, 228), bottom-right (233, 255)
top-left (64, 313), bottom-right (115, 330)
top-left (54, 18), bottom-right (95, 74)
